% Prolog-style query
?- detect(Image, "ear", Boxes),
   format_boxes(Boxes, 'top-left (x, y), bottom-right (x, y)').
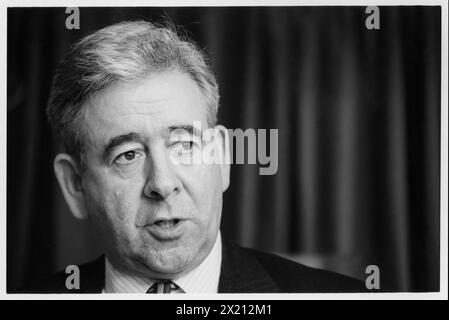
top-left (53, 153), bottom-right (89, 220)
top-left (214, 125), bottom-right (231, 192)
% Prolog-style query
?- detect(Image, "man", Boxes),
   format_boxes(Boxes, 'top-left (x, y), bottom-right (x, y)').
top-left (25, 20), bottom-right (364, 293)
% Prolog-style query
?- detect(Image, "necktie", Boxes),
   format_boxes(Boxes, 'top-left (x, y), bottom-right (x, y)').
top-left (146, 280), bottom-right (182, 294)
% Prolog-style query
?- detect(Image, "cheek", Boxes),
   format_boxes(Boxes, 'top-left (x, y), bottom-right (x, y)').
top-left (185, 165), bottom-right (223, 221)
top-left (109, 188), bottom-right (137, 221)
top-left (87, 186), bottom-right (144, 256)
top-left (84, 174), bottom-right (142, 230)
top-left (201, 165), bottom-right (223, 197)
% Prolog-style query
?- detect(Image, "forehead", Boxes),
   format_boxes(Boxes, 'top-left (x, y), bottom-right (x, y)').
top-left (80, 70), bottom-right (209, 148)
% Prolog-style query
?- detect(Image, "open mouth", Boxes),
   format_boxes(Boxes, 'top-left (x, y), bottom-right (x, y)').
top-left (146, 218), bottom-right (185, 240)
top-left (154, 219), bottom-right (181, 228)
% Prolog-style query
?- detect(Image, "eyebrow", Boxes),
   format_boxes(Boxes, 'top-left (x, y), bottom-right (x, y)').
top-left (103, 132), bottom-right (142, 161)
top-left (169, 125), bottom-right (202, 137)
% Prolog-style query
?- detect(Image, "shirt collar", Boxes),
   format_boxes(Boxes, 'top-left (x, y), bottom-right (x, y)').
top-left (104, 232), bottom-right (222, 293)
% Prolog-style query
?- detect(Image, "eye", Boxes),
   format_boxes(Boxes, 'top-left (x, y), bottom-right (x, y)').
top-left (124, 151), bottom-right (136, 160)
top-left (181, 141), bottom-right (194, 151)
top-left (175, 140), bottom-right (197, 154)
top-left (115, 150), bottom-right (143, 164)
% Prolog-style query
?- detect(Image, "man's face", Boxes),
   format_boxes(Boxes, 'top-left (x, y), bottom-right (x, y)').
top-left (78, 70), bottom-right (228, 279)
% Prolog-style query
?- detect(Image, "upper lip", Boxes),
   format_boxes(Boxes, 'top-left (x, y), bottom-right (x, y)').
top-left (142, 217), bottom-right (186, 226)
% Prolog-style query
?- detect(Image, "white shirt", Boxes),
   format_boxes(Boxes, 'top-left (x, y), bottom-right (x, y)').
top-left (103, 232), bottom-right (222, 293)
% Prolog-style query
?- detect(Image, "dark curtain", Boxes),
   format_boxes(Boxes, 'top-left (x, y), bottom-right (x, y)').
top-left (7, 6), bottom-right (441, 292)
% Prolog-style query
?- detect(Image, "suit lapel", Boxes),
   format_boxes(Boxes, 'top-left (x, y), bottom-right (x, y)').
top-left (218, 241), bottom-right (281, 293)
top-left (78, 242), bottom-right (282, 293)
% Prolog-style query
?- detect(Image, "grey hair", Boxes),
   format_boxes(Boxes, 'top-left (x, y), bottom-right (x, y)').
top-left (47, 20), bottom-right (220, 166)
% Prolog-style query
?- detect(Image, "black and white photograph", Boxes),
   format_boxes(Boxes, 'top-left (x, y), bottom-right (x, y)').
top-left (2, 1), bottom-right (447, 299)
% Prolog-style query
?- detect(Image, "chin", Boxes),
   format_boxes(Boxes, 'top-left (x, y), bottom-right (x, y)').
top-left (140, 247), bottom-right (195, 277)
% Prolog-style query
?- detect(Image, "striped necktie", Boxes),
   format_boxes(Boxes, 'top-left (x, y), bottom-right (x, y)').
top-left (146, 280), bottom-right (182, 294)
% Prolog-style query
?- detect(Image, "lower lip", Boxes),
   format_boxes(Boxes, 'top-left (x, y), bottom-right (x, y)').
top-left (144, 220), bottom-right (186, 241)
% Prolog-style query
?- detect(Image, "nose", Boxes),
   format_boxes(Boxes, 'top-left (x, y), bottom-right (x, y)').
top-left (143, 149), bottom-right (181, 201)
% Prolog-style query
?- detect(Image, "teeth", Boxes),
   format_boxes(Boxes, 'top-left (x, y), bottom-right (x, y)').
top-left (155, 220), bottom-right (178, 228)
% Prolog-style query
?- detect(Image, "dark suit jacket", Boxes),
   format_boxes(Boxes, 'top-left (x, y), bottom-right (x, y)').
top-left (16, 241), bottom-right (365, 293)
